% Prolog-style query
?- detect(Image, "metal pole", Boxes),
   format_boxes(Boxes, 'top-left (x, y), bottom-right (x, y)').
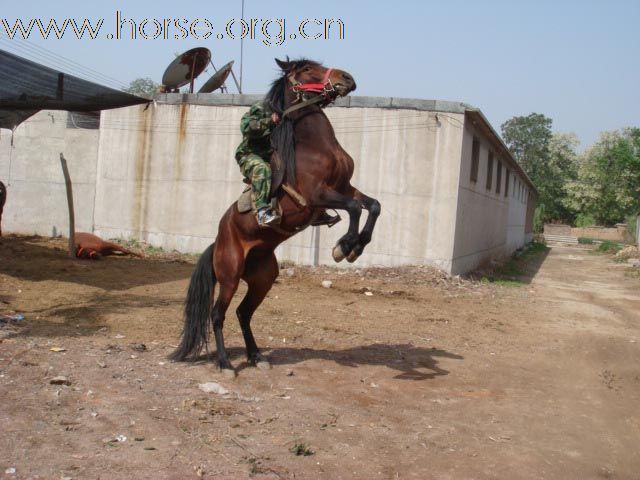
top-left (59, 153), bottom-right (75, 258)
top-left (239, 0), bottom-right (244, 93)
top-left (229, 68), bottom-right (242, 94)
top-left (189, 52), bottom-right (198, 93)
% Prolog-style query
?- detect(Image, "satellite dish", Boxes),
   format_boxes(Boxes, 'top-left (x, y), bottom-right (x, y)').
top-left (162, 47), bottom-right (211, 91)
top-left (198, 60), bottom-right (234, 93)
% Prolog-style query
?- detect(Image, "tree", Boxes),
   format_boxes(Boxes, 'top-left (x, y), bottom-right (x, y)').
top-left (547, 133), bottom-right (579, 222)
top-left (123, 78), bottom-right (158, 99)
top-left (565, 128), bottom-right (640, 226)
top-left (501, 114), bottom-right (578, 224)
top-left (501, 113), bottom-right (553, 177)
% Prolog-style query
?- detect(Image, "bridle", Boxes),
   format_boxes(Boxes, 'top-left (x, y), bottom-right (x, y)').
top-left (282, 67), bottom-right (337, 118)
top-left (289, 67), bottom-right (335, 96)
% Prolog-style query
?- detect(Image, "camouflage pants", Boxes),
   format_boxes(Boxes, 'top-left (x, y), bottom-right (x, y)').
top-left (237, 154), bottom-right (272, 210)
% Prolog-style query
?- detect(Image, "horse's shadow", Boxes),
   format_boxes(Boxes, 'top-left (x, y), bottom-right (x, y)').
top-left (211, 343), bottom-right (463, 381)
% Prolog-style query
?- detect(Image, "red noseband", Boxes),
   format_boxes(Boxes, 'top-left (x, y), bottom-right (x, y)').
top-left (289, 68), bottom-right (334, 95)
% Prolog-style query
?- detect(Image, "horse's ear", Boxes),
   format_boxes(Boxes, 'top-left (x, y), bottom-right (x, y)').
top-left (275, 58), bottom-right (292, 72)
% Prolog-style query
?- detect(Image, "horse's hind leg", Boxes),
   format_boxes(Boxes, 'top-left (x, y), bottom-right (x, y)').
top-left (211, 242), bottom-right (244, 372)
top-left (237, 252), bottom-right (279, 366)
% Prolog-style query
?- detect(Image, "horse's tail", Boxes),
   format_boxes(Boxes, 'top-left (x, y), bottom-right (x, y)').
top-left (169, 242), bottom-right (216, 362)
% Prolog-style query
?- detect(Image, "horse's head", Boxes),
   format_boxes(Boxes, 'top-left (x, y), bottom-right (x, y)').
top-left (275, 58), bottom-right (356, 97)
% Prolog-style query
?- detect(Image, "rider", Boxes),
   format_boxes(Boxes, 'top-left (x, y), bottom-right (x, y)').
top-left (235, 101), bottom-right (281, 226)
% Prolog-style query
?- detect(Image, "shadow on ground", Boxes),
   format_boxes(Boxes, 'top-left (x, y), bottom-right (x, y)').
top-left (470, 243), bottom-right (551, 285)
top-left (0, 235), bottom-right (193, 291)
top-left (189, 344), bottom-right (464, 381)
top-left (13, 291), bottom-right (185, 337)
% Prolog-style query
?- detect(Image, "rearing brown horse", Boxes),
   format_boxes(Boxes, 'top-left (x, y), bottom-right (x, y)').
top-left (170, 58), bottom-right (381, 373)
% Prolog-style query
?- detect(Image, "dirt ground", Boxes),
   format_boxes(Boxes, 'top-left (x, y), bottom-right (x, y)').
top-left (1, 235), bottom-right (639, 480)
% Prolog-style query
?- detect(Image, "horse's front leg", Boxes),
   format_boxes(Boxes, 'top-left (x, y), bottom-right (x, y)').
top-left (346, 190), bottom-right (381, 262)
top-left (311, 189), bottom-right (362, 262)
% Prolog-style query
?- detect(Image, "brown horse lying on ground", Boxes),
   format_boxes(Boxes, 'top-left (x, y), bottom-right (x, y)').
top-left (0, 181), bottom-right (6, 237)
top-left (74, 232), bottom-right (143, 259)
top-left (170, 58), bottom-right (381, 374)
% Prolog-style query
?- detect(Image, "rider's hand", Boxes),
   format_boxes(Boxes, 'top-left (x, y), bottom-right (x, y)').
top-left (271, 112), bottom-right (280, 125)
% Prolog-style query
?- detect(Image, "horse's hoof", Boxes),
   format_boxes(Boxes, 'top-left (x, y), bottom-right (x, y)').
top-left (332, 244), bottom-right (346, 262)
top-left (256, 360), bottom-right (271, 370)
top-left (346, 250), bottom-right (360, 263)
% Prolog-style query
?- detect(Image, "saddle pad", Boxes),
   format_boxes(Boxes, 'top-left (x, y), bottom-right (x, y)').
top-left (237, 186), bottom-right (253, 214)
top-left (236, 186), bottom-right (282, 216)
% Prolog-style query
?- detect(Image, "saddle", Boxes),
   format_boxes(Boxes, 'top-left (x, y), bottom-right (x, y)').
top-left (236, 152), bottom-right (340, 227)
top-left (237, 150), bottom-right (305, 216)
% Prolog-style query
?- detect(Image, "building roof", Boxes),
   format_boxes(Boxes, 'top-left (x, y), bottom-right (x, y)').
top-left (0, 49), bottom-right (149, 130)
top-left (464, 109), bottom-right (537, 195)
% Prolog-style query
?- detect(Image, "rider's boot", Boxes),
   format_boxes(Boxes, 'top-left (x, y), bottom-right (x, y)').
top-left (256, 207), bottom-right (281, 227)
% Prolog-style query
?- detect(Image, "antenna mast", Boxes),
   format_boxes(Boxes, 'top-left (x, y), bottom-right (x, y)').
top-left (239, 0), bottom-right (245, 93)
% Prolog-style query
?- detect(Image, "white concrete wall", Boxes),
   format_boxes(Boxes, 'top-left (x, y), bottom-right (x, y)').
top-left (0, 111), bottom-right (99, 237)
top-left (294, 107), bottom-right (464, 269)
top-left (93, 102), bottom-right (246, 253)
top-left (450, 121), bottom-right (530, 274)
top-left (505, 173), bottom-right (528, 253)
top-left (93, 100), bottom-right (465, 270)
top-left (1, 97), bottom-right (531, 274)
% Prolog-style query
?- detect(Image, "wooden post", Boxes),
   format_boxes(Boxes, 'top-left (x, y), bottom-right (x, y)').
top-left (59, 153), bottom-right (75, 258)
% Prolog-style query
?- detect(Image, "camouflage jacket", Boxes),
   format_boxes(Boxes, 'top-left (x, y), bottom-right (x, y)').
top-left (234, 101), bottom-right (276, 161)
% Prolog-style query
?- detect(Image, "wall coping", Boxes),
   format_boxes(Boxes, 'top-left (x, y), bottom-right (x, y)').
top-left (153, 93), bottom-right (470, 114)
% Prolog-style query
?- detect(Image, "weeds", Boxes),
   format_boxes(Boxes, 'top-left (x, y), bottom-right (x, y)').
top-left (624, 268), bottom-right (640, 279)
top-left (578, 237), bottom-right (595, 244)
top-left (478, 241), bottom-right (549, 286)
top-left (290, 442), bottom-right (314, 456)
top-left (597, 240), bottom-right (623, 253)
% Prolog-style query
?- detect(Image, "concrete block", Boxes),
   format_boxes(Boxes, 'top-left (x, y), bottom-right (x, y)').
top-left (390, 98), bottom-right (436, 111)
top-left (347, 96), bottom-right (392, 108)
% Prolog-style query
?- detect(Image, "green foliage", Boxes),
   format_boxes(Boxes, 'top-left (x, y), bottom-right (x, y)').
top-left (597, 240), bottom-right (623, 253)
top-left (533, 205), bottom-right (545, 233)
top-left (481, 241), bottom-right (549, 285)
top-left (578, 237), bottom-right (595, 244)
top-left (626, 214), bottom-right (638, 244)
top-left (575, 213), bottom-right (596, 227)
top-left (502, 114), bottom-right (639, 229)
top-left (501, 115), bottom-right (578, 224)
top-left (565, 128), bottom-right (640, 226)
top-left (123, 77), bottom-right (158, 99)
top-left (290, 442), bottom-right (314, 456)
top-left (501, 113), bottom-right (552, 174)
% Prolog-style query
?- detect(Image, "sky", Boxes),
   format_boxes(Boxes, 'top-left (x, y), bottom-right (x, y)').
top-left (1, 0), bottom-right (638, 148)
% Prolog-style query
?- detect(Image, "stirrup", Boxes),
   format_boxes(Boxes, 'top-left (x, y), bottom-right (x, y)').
top-left (257, 207), bottom-right (281, 227)
top-left (311, 210), bottom-right (341, 228)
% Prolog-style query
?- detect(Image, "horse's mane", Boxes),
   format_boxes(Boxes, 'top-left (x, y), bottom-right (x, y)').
top-left (264, 59), bottom-right (322, 186)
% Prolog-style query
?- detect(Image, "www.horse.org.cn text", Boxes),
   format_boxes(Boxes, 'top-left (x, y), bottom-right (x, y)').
top-left (1, 13), bottom-right (345, 46)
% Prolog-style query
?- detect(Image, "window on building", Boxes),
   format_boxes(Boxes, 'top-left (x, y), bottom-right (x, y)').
top-left (496, 161), bottom-right (502, 194)
top-left (470, 137), bottom-right (480, 183)
top-left (504, 169), bottom-right (509, 197)
top-left (486, 151), bottom-right (494, 190)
